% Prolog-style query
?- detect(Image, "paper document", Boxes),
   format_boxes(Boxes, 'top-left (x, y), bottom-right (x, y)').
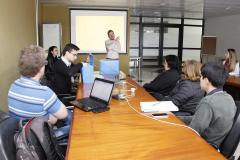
top-left (140, 101), bottom-right (179, 112)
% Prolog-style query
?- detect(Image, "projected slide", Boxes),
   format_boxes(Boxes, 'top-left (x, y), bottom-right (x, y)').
top-left (71, 10), bottom-right (127, 54)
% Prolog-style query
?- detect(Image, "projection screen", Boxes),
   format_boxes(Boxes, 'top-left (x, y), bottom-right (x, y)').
top-left (70, 9), bottom-right (127, 54)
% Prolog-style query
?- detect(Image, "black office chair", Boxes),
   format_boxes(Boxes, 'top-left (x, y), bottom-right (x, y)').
top-left (219, 101), bottom-right (240, 159)
top-left (0, 116), bottom-right (19, 160)
top-left (0, 110), bottom-right (9, 122)
top-left (57, 93), bottom-right (76, 106)
top-left (41, 72), bottom-right (76, 107)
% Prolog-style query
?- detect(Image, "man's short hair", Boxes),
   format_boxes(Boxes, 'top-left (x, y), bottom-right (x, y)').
top-left (18, 45), bottom-right (45, 77)
top-left (163, 55), bottom-right (180, 72)
top-left (107, 30), bottom-right (114, 36)
top-left (201, 62), bottom-right (229, 88)
top-left (62, 43), bottom-right (80, 56)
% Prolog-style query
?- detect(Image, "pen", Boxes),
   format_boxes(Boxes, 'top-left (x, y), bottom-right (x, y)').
top-left (151, 102), bottom-right (160, 107)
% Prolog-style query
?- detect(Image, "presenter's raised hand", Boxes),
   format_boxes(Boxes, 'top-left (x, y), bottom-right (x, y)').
top-left (116, 36), bottom-right (120, 41)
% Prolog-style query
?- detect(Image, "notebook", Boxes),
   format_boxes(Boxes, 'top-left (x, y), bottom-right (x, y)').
top-left (70, 78), bottom-right (114, 113)
top-left (140, 101), bottom-right (179, 112)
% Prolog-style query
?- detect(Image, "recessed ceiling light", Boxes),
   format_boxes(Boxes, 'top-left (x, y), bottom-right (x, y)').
top-left (225, 6), bottom-right (231, 10)
top-left (160, 2), bottom-right (166, 6)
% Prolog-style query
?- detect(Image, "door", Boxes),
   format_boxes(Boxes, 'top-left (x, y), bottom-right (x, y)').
top-left (141, 24), bottom-right (181, 68)
top-left (141, 24), bottom-right (160, 67)
top-left (161, 24), bottom-right (182, 63)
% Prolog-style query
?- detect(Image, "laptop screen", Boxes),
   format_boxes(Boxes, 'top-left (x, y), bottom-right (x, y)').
top-left (90, 78), bottom-right (114, 103)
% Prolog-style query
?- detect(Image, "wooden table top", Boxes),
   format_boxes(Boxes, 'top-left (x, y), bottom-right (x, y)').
top-left (225, 75), bottom-right (240, 88)
top-left (66, 78), bottom-right (224, 160)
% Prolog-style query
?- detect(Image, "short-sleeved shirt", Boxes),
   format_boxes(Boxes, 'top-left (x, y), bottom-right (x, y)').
top-left (8, 76), bottom-right (62, 119)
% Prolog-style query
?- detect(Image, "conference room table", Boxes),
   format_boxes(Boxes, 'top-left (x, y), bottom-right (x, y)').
top-left (66, 78), bottom-right (224, 160)
top-left (224, 75), bottom-right (240, 100)
top-left (225, 75), bottom-right (240, 88)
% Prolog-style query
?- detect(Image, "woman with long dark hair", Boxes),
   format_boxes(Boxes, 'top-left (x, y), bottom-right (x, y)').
top-left (46, 46), bottom-right (58, 73)
top-left (45, 46), bottom-right (58, 85)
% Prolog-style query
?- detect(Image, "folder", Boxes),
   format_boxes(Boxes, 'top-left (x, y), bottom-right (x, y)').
top-left (81, 64), bottom-right (94, 83)
top-left (140, 101), bottom-right (179, 112)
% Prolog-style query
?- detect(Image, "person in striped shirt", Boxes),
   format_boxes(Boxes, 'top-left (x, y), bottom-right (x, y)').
top-left (8, 45), bottom-right (70, 136)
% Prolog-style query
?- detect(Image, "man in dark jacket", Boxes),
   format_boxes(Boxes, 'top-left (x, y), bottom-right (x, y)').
top-left (143, 55), bottom-right (180, 96)
top-left (53, 43), bottom-right (83, 94)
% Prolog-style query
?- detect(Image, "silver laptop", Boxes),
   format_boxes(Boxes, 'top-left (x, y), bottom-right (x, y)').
top-left (71, 78), bottom-right (114, 112)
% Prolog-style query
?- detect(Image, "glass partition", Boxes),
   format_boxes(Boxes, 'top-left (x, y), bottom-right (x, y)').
top-left (143, 26), bottom-right (159, 47)
top-left (183, 26), bottom-right (202, 48)
top-left (130, 24), bottom-right (139, 47)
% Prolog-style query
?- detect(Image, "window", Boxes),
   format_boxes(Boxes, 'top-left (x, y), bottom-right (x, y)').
top-left (129, 16), bottom-right (203, 65)
top-left (130, 49), bottom-right (139, 57)
top-left (142, 17), bottom-right (161, 23)
top-left (163, 18), bottom-right (181, 24)
top-left (130, 24), bottom-right (139, 47)
top-left (183, 26), bottom-right (202, 48)
top-left (184, 19), bottom-right (203, 25)
top-left (182, 50), bottom-right (201, 61)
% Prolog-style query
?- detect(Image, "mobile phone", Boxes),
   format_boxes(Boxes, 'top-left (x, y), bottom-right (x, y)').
top-left (152, 113), bottom-right (168, 116)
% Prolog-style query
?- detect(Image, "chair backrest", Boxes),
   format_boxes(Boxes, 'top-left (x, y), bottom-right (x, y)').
top-left (220, 101), bottom-right (240, 158)
top-left (0, 117), bottom-right (19, 160)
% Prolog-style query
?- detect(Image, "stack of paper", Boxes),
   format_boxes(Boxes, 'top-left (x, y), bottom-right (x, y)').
top-left (140, 101), bottom-right (179, 112)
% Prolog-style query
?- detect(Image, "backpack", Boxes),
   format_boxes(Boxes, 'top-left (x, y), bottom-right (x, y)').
top-left (14, 117), bottom-right (65, 160)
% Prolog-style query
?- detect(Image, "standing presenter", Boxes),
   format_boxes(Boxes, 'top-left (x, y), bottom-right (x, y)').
top-left (105, 30), bottom-right (121, 59)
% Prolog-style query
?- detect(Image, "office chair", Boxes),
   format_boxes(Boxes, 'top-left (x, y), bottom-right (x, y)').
top-left (0, 116), bottom-right (19, 160)
top-left (219, 101), bottom-right (240, 159)
top-left (0, 110), bottom-right (9, 122)
top-left (41, 72), bottom-right (77, 107)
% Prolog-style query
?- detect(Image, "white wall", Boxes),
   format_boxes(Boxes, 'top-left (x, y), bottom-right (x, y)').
top-left (204, 14), bottom-right (240, 57)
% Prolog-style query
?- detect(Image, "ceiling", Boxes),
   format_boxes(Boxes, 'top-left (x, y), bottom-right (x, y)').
top-left (41, 0), bottom-right (240, 19)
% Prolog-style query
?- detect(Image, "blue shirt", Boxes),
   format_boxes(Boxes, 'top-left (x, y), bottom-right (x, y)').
top-left (8, 76), bottom-right (62, 119)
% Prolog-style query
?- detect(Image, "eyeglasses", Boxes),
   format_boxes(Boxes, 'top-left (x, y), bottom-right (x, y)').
top-left (71, 53), bottom-right (78, 57)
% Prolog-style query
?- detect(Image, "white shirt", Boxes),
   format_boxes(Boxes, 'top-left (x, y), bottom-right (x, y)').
top-left (229, 62), bottom-right (240, 76)
top-left (61, 56), bottom-right (71, 67)
top-left (61, 56), bottom-right (74, 83)
top-left (105, 39), bottom-right (121, 59)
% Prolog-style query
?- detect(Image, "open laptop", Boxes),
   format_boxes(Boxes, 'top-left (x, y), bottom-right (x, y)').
top-left (70, 78), bottom-right (114, 112)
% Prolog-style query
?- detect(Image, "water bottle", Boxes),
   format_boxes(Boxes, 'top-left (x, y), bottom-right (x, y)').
top-left (89, 53), bottom-right (94, 66)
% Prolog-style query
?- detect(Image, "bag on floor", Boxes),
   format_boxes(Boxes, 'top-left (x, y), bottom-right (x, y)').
top-left (14, 117), bottom-right (64, 160)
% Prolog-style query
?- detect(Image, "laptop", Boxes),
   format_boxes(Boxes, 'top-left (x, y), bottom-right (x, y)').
top-left (70, 78), bottom-right (114, 112)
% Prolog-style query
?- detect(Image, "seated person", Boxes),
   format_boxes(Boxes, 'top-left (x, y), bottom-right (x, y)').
top-left (189, 62), bottom-right (236, 148)
top-left (8, 45), bottom-right (71, 138)
top-left (143, 55), bottom-right (180, 96)
top-left (53, 43), bottom-right (83, 94)
top-left (153, 60), bottom-right (205, 115)
top-left (44, 46), bottom-right (58, 88)
top-left (45, 46), bottom-right (58, 78)
top-left (223, 48), bottom-right (239, 75)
